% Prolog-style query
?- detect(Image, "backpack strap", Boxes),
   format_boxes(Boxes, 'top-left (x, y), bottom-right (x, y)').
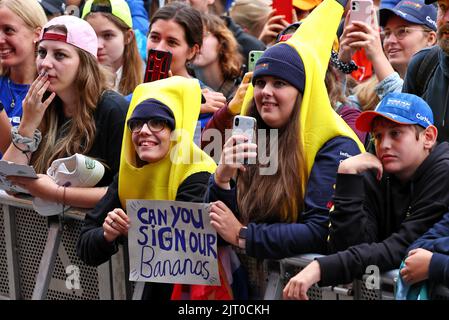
top-left (416, 46), bottom-right (440, 96)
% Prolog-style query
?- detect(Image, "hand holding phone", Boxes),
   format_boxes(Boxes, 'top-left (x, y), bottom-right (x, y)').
top-left (349, 0), bottom-right (373, 25)
top-left (144, 49), bottom-right (172, 83)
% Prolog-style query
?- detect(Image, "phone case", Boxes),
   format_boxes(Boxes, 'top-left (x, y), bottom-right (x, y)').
top-left (349, 0), bottom-right (372, 25)
top-left (144, 49), bottom-right (172, 83)
top-left (248, 50), bottom-right (264, 72)
top-left (232, 116), bottom-right (257, 144)
top-left (272, 0), bottom-right (292, 24)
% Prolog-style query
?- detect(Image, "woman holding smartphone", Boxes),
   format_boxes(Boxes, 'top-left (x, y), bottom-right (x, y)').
top-left (206, 0), bottom-right (365, 298)
top-left (341, 0), bottom-right (437, 108)
top-left (147, 2), bottom-right (226, 131)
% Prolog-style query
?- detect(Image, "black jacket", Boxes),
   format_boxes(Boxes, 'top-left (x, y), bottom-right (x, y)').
top-left (408, 211), bottom-right (449, 287)
top-left (317, 142), bottom-right (449, 286)
top-left (403, 46), bottom-right (449, 143)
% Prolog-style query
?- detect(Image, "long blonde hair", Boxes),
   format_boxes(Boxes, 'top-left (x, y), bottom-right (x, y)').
top-left (352, 76), bottom-right (380, 111)
top-left (32, 26), bottom-right (111, 173)
top-left (0, 0), bottom-right (47, 75)
top-left (237, 95), bottom-right (307, 224)
top-left (85, 12), bottom-right (143, 95)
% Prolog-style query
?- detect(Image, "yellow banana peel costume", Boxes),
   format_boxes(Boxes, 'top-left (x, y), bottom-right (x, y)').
top-left (242, 0), bottom-right (365, 183)
top-left (118, 76), bottom-right (217, 206)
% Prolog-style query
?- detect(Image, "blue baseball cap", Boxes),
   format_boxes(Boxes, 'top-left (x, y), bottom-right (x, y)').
top-left (380, 0), bottom-right (402, 9)
top-left (379, 0), bottom-right (437, 31)
top-left (356, 92), bottom-right (434, 132)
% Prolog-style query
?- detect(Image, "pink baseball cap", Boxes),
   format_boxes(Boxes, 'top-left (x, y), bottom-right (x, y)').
top-left (39, 15), bottom-right (98, 58)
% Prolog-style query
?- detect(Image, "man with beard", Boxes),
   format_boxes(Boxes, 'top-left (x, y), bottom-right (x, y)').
top-left (402, 0), bottom-right (449, 143)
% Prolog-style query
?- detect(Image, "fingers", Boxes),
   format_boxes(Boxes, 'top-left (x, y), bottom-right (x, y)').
top-left (408, 249), bottom-right (418, 256)
top-left (371, 6), bottom-right (379, 28)
top-left (292, 8), bottom-right (298, 23)
top-left (242, 72), bottom-right (253, 84)
top-left (106, 209), bottom-right (130, 234)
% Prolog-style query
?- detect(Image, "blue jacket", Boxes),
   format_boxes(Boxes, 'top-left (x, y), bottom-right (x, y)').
top-left (126, 0), bottom-right (149, 61)
top-left (205, 136), bottom-right (361, 259)
top-left (408, 212), bottom-right (449, 287)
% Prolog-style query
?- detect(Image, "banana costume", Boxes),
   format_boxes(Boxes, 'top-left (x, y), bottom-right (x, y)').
top-left (242, 0), bottom-right (365, 183)
top-left (118, 76), bottom-right (217, 206)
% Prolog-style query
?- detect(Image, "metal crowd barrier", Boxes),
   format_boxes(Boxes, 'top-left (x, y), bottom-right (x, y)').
top-left (2, 189), bottom-right (449, 300)
top-left (0, 190), bottom-right (128, 300)
top-left (263, 254), bottom-right (449, 300)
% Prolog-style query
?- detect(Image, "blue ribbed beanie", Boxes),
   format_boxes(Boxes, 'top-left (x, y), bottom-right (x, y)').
top-left (252, 43), bottom-right (305, 93)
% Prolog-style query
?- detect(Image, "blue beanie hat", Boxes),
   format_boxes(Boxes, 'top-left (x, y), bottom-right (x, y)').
top-left (252, 43), bottom-right (305, 93)
top-left (127, 98), bottom-right (175, 130)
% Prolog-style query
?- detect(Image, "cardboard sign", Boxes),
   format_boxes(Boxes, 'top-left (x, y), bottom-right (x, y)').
top-left (127, 200), bottom-right (220, 286)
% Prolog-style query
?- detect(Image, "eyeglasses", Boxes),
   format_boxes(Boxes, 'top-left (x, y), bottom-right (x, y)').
top-left (127, 118), bottom-right (169, 133)
top-left (381, 26), bottom-right (430, 41)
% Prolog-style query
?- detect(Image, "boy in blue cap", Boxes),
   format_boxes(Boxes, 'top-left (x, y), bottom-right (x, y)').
top-left (283, 92), bottom-right (449, 300)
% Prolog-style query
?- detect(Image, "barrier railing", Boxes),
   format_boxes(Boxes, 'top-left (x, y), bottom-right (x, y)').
top-left (0, 190), bottom-right (127, 300)
top-left (264, 254), bottom-right (449, 300)
top-left (2, 190), bottom-right (448, 300)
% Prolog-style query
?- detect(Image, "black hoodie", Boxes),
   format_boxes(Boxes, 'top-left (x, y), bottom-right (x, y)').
top-left (403, 46), bottom-right (449, 143)
top-left (317, 142), bottom-right (449, 286)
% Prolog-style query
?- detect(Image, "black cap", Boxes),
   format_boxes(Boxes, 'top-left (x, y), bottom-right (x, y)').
top-left (38, 0), bottom-right (65, 15)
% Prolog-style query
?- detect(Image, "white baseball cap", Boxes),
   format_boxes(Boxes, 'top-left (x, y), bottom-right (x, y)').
top-left (33, 154), bottom-right (105, 216)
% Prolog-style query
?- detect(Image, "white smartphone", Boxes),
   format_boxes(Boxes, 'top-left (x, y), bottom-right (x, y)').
top-left (232, 115), bottom-right (257, 164)
top-left (349, 0), bottom-right (373, 25)
top-left (232, 115), bottom-right (257, 144)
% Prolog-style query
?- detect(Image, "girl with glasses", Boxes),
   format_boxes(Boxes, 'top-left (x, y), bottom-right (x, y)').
top-left (77, 76), bottom-right (218, 300)
top-left (340, 0), bottom-right (437, 111)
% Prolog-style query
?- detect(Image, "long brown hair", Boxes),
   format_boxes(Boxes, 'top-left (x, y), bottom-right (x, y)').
top-left (202, 13), bottom-right (242, 80)
top-left (32, 25), bottom-right (111, 173)
top-left (236, 95), bottom-right (307, 224)
top-left (85, 12), bottom-right (143, 95)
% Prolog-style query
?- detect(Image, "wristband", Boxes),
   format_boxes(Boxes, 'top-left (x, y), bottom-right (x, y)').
top-left (11, 126), bottom-right (42, 153)
top-left (330, 50), bottom-right (359, 74)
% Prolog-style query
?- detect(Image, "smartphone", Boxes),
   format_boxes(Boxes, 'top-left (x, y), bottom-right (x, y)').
top-left (144, 49), bottom-right (172, 83)
top-left (272, 0), bottom-right (292, 24)
top-left (232, 115), bottom-right (257, 164)
top-left (248, 50), bottom-right (264, 72)
top-left (349, 0), bottom-right (373, 25)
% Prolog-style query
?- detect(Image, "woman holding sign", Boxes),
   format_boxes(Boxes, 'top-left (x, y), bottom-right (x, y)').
top-left (205, 0), bottom-right (365, 298)
top-left (77, 76), bottom-right (233, 300)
